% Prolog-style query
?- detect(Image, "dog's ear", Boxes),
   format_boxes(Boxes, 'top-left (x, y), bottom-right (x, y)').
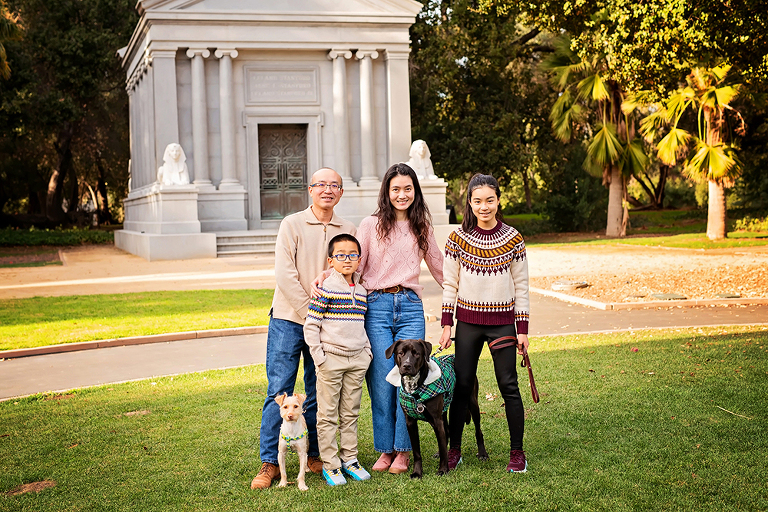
top-left (275, 393), bottom-right (287, 406)
top-left (294, 393), bottom-right (307, 406)
top-left (420, 339), bottom-right (433, 358)
top-left (385, 339), bottom-right (402, 360)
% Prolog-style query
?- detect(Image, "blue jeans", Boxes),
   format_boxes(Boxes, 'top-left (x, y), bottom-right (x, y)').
top-left (259, 316), bottom-right (319, 464)
top-left (365, 288), bottom-right (425, 453)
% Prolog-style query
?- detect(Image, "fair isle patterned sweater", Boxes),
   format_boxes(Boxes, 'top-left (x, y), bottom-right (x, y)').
top-left (304, 269), bottom-right (372, 366)
top-left (441, 222), bottom-right (530, 334)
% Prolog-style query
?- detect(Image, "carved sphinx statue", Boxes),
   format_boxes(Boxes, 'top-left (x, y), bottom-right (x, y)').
top-left (156, 143), bottom-right (191, 186)
top-left (406, 139), bottom-right (437, 180)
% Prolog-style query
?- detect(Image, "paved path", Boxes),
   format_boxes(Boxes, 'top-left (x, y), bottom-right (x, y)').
top-left (2, 245), bottom-right (767, 400)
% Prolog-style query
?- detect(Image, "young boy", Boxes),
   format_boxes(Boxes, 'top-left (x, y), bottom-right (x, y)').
top-left (304, 233), bottom-right (372, 486)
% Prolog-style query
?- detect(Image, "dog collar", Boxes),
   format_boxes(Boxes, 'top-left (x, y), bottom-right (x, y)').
top-left (281, 430), bottom-right (308, 443)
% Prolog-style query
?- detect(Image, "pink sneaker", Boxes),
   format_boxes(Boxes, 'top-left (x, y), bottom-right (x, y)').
top-left (372, 452), bottom-right (394, 472)
top-left (507, 450), bottom-right (527, 473)
top-left (388, 452), bottom-right (410, 474)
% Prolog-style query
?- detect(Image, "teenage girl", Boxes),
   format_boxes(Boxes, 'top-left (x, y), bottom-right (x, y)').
top-left (438, 173), bottom-right (531, 473)
top-left (315, 163), bottom-right (443, 474)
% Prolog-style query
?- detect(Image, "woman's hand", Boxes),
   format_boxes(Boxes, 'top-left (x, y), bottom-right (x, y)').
top-left (517, 333), bottom-right (529, 355)
top-left (310, 272), bottom-right (326, 298)
top-left (438, 325), bottom-right (453, 350)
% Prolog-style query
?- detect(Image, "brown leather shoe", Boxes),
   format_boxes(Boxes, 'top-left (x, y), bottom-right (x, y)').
top-left (307, 456), bottom-right (323, 474)
top-left (250, 462), bottom-right (280, 489)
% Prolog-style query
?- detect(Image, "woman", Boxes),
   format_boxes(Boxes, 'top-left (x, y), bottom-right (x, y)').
top-left (438, 173), bottom-right (531, 473)
top-left (318, 163), bottom-right (443, 474)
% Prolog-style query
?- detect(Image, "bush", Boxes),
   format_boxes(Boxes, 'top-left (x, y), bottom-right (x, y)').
top-left (0, 227), bottom-right (114, 246)
top-left (539, 147), bottom-right (608, 232)
top-left (731, 214), bottom-right (768, 232)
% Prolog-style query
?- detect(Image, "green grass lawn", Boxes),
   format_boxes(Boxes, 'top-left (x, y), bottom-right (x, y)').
top-left (528, 231), bottom-right (768, 249)
top-left (1, 326), bottom-right (766, 511)
top-left (0, 290), bottom-right (273, 352)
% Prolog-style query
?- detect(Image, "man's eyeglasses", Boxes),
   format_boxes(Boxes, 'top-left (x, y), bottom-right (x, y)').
top-left (331, 253), bottom-right (360, 261)
top-left (310, 182), bottom-right (341, 191)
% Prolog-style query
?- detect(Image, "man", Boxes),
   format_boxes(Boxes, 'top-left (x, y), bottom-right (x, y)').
top-left (252, 167), bottom-right (356, 489)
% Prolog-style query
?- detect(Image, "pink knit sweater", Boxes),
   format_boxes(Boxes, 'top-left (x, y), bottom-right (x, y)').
top-left (357, 216), bottom-right (444, 298)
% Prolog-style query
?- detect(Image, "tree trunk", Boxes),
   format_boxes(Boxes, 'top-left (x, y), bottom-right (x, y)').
top-left (605, 166), bottom-right (624, 237)
top-left (96, 160), bottom-right (114, 224)
top-left (707, 180), bottom-right (727, 240)
top-left (46, 125), bottom-right (74, 222)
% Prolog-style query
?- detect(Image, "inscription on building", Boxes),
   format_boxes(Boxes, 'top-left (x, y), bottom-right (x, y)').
top-left (245, 68), bottom-right (318, 105)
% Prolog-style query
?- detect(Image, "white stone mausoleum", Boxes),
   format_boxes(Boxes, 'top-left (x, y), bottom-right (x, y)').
top-left (115, 0), bottom-right (449, 261)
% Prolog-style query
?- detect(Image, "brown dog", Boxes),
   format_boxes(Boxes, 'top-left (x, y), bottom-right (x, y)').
top-left (385, 339), bottom-right (487, 478)
top-left (275, 393), bottom-right (309, 491)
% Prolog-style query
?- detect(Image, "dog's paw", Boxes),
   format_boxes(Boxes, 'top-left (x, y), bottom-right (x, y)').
top-left (477, 450), bottom-right (490, 461)
top-left (277, 480), bottom-right (288, 488)
top-left (409, 471), bottom-right (423, 479)
top-left (436, 468), bottom-right (449, 476)
top-left (298, 482), bottom-right (309, 491)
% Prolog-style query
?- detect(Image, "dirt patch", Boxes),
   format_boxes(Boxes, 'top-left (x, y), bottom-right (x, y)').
top-left (531, 261), bottom-right (768, 303)
top-left (124, 410), bottom-right (151, 417)
top-left (6, 480), bottom-right (56, 496)
top-left (44, 393), bottom-right (74, 401)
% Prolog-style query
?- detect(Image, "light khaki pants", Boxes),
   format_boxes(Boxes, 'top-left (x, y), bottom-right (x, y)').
top-left (315, 350), bottom-right (371, 471)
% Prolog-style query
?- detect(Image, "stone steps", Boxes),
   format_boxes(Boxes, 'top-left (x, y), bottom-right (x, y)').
top-left (216, 230), bottom-right (278, 257)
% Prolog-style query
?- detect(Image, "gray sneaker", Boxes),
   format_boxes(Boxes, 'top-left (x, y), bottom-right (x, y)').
top-left (322, 467), bottom-right (347, 486)
top-left (342, 459), bottom-right (371, 481)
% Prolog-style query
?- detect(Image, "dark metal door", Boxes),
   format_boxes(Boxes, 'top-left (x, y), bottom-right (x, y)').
top-left (258, 124), bottom-right (308, 220)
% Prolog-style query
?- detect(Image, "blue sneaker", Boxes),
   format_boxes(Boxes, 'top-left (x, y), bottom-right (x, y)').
top-left (322, 467), bottom-right (347, 486)
top-left (341, 459), bottom-right (371, 481)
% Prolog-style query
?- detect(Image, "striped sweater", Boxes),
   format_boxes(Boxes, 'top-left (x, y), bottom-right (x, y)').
top-left (304, 269), bottom-right (372, 366)
top-left (441, 222), bottom-right (530, 334)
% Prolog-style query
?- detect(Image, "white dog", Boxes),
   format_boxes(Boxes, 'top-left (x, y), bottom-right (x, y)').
top-left (275, 393), bottom-right (310, 491)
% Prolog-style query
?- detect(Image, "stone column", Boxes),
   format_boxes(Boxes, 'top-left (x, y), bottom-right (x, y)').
top-left (384, 49), bottom-right (413, 168)
top-left (327, 49), bottom-right (353, 184)
top-left (149, 49), bottom-right (180, 178)
top-left (186, 48), bottom-right (212, 188)
top-left (356, 49), bottom-right (380, 184)
top-left (214, 48), bottom-right (242, 189)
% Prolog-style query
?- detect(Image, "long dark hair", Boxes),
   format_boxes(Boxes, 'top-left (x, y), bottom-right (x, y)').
top-left (462, 173), bottom-right (505, 233)
top-left (374, 163), bottom-right (432, 255)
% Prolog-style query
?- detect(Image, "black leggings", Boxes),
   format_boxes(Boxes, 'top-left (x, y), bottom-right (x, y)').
top-left (449, 321), bottom-right (524, 451)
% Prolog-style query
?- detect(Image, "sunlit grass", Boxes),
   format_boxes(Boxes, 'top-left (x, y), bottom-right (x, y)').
top-left (1, 326), bottom-right (766, 511)
top-left (0, 290), bottom-right (272, 351)
top-left (529, 231), bottom-right (768, 249)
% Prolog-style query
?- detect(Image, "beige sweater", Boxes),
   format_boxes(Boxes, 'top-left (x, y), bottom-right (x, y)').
top-left (271, 206), bottom-right (356, 325)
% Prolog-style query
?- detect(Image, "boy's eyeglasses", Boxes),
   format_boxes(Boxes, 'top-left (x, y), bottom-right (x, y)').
top-left (310, 182), bottom-right (341, 191)
top-left (331, 253), bottom-right (360, 261)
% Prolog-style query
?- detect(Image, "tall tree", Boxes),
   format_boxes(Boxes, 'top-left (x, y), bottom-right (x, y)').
top-left (543, 34), bottom-right (647, 237)
top-left (641, 65), bottom-right (745, 239)
top-left (0, 0), bottom-right (135, 224)
top-left (483, 0), bottom-right (768, 97)
top-left (409, 0), bottom-right (559, 212)
top-left (0, 0), bottom-right (22, 80)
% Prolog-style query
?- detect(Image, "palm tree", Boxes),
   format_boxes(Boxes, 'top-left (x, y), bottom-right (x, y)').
top-left (0, 0), bottom-right (23, 80)
top-left (641, 65), bottom-right (744, 240)
top-left (543, 34), bottom-right (647, 237)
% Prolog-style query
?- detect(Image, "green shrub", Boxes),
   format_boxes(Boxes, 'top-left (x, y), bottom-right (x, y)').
top-left (0, 227), bottom-right (114, 246)
top-left (732, 215), bottom-right (768, 232)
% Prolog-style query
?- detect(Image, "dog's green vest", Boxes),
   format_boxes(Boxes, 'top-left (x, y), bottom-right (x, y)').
top-left (398, 354), bottom-right (456, 421)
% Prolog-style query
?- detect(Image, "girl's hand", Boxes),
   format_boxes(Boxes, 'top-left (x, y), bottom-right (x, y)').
top-left (517, 334), bottom-right (529, 355)
top-left (438, 325), bottom-right (453, 350)
top-left (310, 272), bottom-right (326, 298)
